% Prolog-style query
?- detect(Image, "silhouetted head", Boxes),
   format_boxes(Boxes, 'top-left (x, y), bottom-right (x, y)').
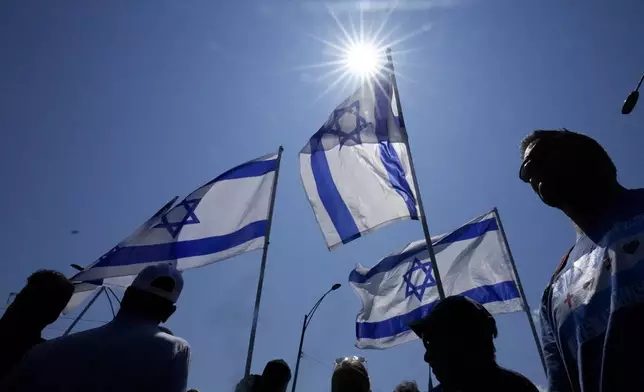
top-left (119, 263), bottom-right (184, 324)
top-left (410, 296), bottom-right (498, 390)
top-left (332, 357), bottom-right (370, 392)
top-left (260, 359), bottom-right (292, 392)
top-left (6, 270), bottom-right (73, 331)
top-left (393, 381), bottom-right (420, 392)
top-left (519, 129), bottom-right (617, 210)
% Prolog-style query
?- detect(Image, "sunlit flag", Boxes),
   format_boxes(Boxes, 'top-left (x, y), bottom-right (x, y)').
top-left (299, 53), bottom-right (418, 248)
top-left (298, 7), bottom-right (435, 249)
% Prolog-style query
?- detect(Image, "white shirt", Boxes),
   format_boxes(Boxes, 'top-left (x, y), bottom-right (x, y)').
top-left (1, 313), bottom-right (190, 392)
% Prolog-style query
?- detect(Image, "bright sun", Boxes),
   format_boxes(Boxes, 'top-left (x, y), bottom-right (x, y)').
top-left (345, 41), bottom-right (380, 76)
top-left (300, 8), bottom-right (428, 98)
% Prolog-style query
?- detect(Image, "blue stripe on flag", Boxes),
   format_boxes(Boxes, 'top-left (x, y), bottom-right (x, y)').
top-left (207, 158), bottom-right (277, 185)
top-left (373, 79), bottom-right (417, 219)
top-left (309, 136), bottom-right (361, 244)
top-left (355, 280), bottom-right (520, 340)
top-left (93, 220), bottom-right (268, 267)
top-left (349, 218), bottom-right (498, 284)
top-left (378, 142), bottom-right (418, 219)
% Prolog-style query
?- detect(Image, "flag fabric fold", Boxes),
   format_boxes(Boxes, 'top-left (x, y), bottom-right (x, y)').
top-left (299, 73), bottom-right (418, 249)
top-left (349, 211), bottom-right (523, 349)
top-left (70, 151), bottom-right (279, 286)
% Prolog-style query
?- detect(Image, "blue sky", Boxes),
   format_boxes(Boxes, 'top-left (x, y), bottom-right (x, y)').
top-left (1, 0), bottom-right (643, 391)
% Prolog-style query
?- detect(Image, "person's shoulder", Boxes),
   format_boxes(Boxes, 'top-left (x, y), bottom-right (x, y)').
top-left (11, 326), bottom-right (101, 372)
top-left (497, 367), bottom-right (539, 392)
top-left (235, 374), bottom-right (260, 392)
top-left (628, 188), bottom-right (644, 200)
top-left (27, 328), bottom-right (92, 355)
top-left (154, 326), bottom-right (190, 352)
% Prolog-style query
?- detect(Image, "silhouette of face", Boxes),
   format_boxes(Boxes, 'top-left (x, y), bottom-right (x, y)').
top-left (520, 138), bottom-right (588, 208)
top-left (422, 326), bottom-right (492, 389)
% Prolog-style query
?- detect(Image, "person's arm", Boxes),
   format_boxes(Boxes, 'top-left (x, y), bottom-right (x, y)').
top-left (157, 345), bottom-right (190, 392)
top-left (540, 294), bottom-right (572, 392)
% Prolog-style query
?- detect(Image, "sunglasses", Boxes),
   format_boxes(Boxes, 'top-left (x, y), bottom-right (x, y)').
top-left (334, 356), bottom-right (366, 368)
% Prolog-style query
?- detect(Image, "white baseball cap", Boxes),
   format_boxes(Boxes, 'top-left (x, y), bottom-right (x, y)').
top-left (131, 263), bottom-right (184, 303)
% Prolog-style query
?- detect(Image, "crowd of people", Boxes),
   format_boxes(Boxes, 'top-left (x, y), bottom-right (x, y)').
top-left (0, 129), bottom-right (642, 392)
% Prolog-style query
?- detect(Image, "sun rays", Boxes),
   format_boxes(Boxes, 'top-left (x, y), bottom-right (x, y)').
top-left (295, 4), bottom-right (430, 103)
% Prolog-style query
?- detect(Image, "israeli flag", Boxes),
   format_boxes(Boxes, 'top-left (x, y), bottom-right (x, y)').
top-left (349, 211), bottom-right (523, 349)
top-left (299, 74), bottom-right (418, 249)
top-left (65, 277), bottom-right (136, 313)
top-left (65, 196), bottom-right (179, 312)
top-left (70, 151), bottom-right (279, 284)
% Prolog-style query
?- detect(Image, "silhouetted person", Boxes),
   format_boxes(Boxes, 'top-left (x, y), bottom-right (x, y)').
top-left (2, 263), bottom-right (190, 392)
top-left (519, 129), bottom-right (644, 392)
top-left (259, 359), bottom-right (291, 392)
top-left (410, 296), bottom-right (538, 392)
top-left (393, 381), bottom-right (420, 392)
top-left (331, 357), bottom-right (370, 392)
top-left (234, 359), bottom-right (291, 392)
top-left (235, 374), bottom-right (261, 392)
top-left (0, 270), bottom-right (73, 380)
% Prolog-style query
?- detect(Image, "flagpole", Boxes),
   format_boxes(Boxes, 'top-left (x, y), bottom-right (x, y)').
top-left (244, 146), bottom-right (284, 377)
top-left (492, 207), bottom-right (547, 374)
top-left (386, 48), bottom-right (445, 300)
top-left (63, 286), bottom-right (105, 336)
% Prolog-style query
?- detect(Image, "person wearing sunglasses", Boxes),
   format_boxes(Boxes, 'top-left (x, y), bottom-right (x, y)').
top-left (410, 296), bottom-right (538, 392)
top-left (332, 356), bottom-right (370, 392)
top-left (520, 129), bottom-right (644, 392)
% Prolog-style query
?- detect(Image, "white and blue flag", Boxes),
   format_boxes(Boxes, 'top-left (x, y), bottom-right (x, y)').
top-left (65, 196), bottom-right (180, 312)
top-left (70, 151), bottom-right (280, 284)
top-left (349, 211), bottom-right (523, 349)
top-left (299, 73), bottom-right (418, 249)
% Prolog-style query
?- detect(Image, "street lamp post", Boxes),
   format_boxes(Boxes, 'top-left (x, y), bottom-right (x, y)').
top-left (622, 72), bottom-right (644, 115)
top-left (291, 283), bottom-right (341, 392)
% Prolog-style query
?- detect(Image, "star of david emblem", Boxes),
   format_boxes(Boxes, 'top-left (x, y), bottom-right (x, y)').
top-left (154, 198), bottom-right (201, 238)
top-left (402, 257), bottom-right (437, 301)
top-left (319, 100), bottom-right (368, 148)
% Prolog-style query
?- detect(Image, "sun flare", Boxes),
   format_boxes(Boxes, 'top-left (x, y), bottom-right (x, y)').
top-left (345, 41), bottom-right (381, 76)
top-left (298, 6), bottom-right (429, 101)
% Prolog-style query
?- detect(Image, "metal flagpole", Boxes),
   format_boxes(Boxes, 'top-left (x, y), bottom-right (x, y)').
top-left (492, 207), bottom-right (547, 374)
top-left (244, 146), bottom-right (284, 377)
top-left (107, 287), bottom-right (122, 304)
top-left (386, 48), bottom-right (445, 300)
top-left (104, 288), bottom-right (116, 318)
top-left (63, 286), bottom-right (105, 336)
